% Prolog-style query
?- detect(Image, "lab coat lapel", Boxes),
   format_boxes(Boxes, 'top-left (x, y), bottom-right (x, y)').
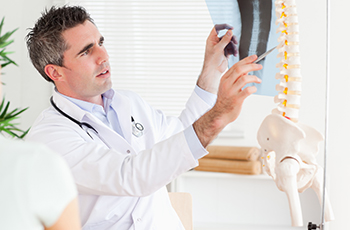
top-left (111, 92), bottom-right (132, 144)
top-left (83, 113), bottom-right (135, 153)
top-left (52, 90), bottom-right (86, 121)
top-left (52, 90), bottom-right (134, 153)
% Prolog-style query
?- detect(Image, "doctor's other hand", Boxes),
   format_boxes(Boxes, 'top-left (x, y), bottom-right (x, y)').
top-left (197, 24), bottom-right (238, 95)
top-left (215, 24), bottom-right (238, 57)
top-left (194, 55), bottom-right (262, 148)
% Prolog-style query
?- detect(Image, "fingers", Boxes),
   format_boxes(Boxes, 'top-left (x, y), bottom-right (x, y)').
top-left (214, 24), bottom-right (238, 57)
top-left (224, 38), bottom-right (238, 57)
top-left (224, 32), bottom-right (239, 57)
top-left (235, 75), bottom-right (261, 95)
top-left (231, 34), bottom-right (238, 45)
top-left (238, 54), bottom-right (259, 65)
top-left (217, 30), bottom-right (237, 57)
top-left (220, 55), bottom-right (263, 98)
top-left (209, 23), bottom-right (233, 42)
top-left (208, 26), bottom-right (221, 42)
top-left (216, 29), bottom-right (233, 48)
top-left (221, 74), bottom-right (260, 104)
top-left (223, 55), bottom-right (262, 82)
top-left (215, 24), bottom-right (234, 34)
top-left (241, 86), bottom-right (258, 98)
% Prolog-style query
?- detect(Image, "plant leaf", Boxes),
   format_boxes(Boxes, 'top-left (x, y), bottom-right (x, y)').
top-left (19, 128), bottom-right (30, 138)
top-left (0, 59), bottom-right (17, 68)
top-left (0, 101), bottom-right (10, 118)
top-left (0, 98), bottom-right (30, 138)
top-left (0, 97), bottom-right (5, 111)
top-left (1, 62), bottom-right (11, 68)
top-left (0, 40), bottom-right (14, 48)
top-left (1, 51), bottom-right (17, 65)
top-left (0, 17), bottom-right (4, 36)
top-left (5, 107), bottom-right (28, 119)
top-left (0, 28), bottom-right (18, 44)
top-left (1, 51), bottom-right (15, 56)
top-left (0, 19), bottom-right (27, 139)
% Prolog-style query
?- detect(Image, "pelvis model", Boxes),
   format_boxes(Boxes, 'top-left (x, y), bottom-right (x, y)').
top-left (256, 0), bottom-right (334, 227)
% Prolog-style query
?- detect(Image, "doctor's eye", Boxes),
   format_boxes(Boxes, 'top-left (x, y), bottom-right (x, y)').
top-left (82, 49), bottom-right (90, 56)
top-left (99, 37), bottom-right (105, 46)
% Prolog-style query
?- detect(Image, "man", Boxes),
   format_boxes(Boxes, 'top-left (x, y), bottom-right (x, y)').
top-left (25, 5), bottom-right (262, 230)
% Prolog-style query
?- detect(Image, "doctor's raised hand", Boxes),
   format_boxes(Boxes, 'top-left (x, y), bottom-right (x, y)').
top-left (194, 55), bottom-right (262, 147)
top-left (197, 24), bottom-right (238, 94)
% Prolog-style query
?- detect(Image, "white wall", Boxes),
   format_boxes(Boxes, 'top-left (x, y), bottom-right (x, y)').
top-left (0, 0), bottom-right (54, 130)
top-left (327, 0), bottom-right (350, 228)
top-left (0, 0), bottom-right (347, 229)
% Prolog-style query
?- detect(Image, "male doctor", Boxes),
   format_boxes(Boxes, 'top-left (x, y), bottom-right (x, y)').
top-left (26, 5), bottom-right (262, 230)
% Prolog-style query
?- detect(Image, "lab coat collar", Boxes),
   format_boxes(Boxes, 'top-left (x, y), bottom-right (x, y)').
top-left (52, 89), bottom-right (87, 122)
top-left (52, 89), bottom-right (133, 144)
top-left (99, 88), bottom-right (132, 143)
top-left (108, 91), bottom-right (132, 143)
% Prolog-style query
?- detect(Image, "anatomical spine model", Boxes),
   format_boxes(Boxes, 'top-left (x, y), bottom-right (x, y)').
top-left (257, 0), bottom-right (334, 227)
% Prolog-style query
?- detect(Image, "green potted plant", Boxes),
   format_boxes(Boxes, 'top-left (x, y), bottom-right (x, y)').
top-left (0, 17), bottom-right (29, 138)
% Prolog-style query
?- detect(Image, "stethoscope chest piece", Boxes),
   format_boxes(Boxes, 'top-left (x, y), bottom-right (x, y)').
top-left (131, 116), bottom-right (144, 137)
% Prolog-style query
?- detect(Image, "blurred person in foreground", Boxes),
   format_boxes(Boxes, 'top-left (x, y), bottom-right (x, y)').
top-left (0, 67), bottom-right (81, 230)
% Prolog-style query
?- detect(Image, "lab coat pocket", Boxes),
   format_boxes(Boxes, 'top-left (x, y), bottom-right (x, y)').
top-left (82, 196), bottom-right (136, 230)
top-left (131, 127), bottom-right (153, 153)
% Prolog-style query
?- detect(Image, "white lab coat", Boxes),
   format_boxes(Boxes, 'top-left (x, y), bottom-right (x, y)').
top-left (26, 88), bottom-right (212, 230)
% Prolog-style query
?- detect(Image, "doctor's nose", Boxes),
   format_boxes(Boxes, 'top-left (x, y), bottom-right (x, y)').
top-left (96, 46), bottom-right (109, 65)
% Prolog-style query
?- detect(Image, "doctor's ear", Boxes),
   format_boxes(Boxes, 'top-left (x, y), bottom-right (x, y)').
top-left (44, 64), bottom-right (64, 82)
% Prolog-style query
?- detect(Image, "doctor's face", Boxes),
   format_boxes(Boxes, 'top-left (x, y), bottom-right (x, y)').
top-left (57, 20), bottom-right (112, 102)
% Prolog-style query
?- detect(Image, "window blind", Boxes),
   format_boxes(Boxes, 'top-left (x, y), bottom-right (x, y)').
top-left (53, 0), bottom-right (214, 116)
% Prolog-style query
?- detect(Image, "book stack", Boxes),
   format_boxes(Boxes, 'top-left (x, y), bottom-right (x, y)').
top-left (195, 145), bottom-right (262, 175)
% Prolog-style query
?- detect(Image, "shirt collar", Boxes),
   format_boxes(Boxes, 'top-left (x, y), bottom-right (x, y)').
top-left (102, 89), bottom-right (115, 113)
top-left (55, 88), bottom-right (116, 113)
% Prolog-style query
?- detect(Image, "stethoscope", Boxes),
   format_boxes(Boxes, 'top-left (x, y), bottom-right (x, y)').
top-left (50, 97), bottom-right (144, 140)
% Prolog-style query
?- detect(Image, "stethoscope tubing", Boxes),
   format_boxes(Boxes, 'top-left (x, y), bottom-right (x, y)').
top-left (50, 96), bottom-right (144, 140)
top-left (50, 97), bottom-right (98, 139)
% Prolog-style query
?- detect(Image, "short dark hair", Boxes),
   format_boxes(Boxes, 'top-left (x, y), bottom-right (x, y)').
top-left (26, 5), bottom-right (94, 83)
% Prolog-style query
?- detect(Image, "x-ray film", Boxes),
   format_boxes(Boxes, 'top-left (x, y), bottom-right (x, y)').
top-left (206, 0), bottom-right (280, 96)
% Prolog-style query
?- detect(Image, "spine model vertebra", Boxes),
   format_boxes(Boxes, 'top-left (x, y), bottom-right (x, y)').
top-left (273, 0), bottom-right (301, 123)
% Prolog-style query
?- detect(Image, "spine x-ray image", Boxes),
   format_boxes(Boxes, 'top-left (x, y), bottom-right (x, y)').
top-left (206, 0), bottom-right (279, 96)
